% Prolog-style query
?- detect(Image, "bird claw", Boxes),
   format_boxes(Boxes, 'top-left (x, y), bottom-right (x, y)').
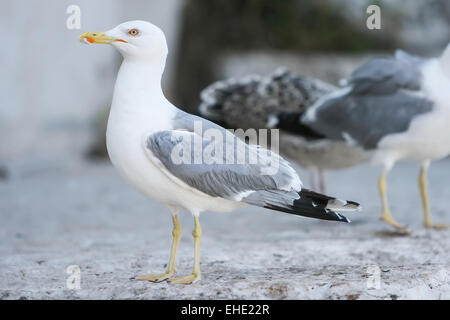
top-left (168, 273), bottom-right (201, 285)
top-left (380, 215), bottom-right (411, 234)
top-left (424, 223), bottom-right (449, 230)
top-left (134, 272), bottom-right (174, 282)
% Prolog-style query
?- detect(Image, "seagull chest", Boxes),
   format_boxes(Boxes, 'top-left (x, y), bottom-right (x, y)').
top-left (376, 101), bottom-right (450, 162)
top-left (105, 108), bottom-right (245, 213)
top-left (375, 60), bottom-right (450, 163)
top-left (105, 109), bottom-right (178, 205)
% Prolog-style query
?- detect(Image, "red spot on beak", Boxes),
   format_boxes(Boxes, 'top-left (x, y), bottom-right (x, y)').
top-left (86, 37), bottom-right (95, 44)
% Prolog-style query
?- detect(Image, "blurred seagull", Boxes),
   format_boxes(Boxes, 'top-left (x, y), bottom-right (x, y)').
top-left (302, 48), bottom-right (450, 233)
top-left (80, 21), bottom-right (360, 284)
top-left (200, 69), bottom-right (369, 193)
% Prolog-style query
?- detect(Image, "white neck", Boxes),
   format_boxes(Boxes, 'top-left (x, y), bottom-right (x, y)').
top-left (111, 55), bottom-right (167, 114)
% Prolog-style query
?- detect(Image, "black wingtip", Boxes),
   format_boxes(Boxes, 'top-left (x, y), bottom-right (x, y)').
top-left (345, 200), bottom-right (362, 212)
top-left (263, 202), bottom-right (352, 223)
top-left (335, 212), bottom-right (351, 223)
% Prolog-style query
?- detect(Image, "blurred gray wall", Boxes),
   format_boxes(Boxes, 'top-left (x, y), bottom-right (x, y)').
top-left (3, 0), bottom-right (450, 166)
top-left (0, 0), bottom-right (183, 163)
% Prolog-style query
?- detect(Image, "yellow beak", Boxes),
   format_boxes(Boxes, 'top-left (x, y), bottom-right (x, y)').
top-left (79, 31), bottom-right (127, 44)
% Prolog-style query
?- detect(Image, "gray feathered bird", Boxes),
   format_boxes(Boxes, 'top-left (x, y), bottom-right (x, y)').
top-left (302, 49), bottom-right (450, 232)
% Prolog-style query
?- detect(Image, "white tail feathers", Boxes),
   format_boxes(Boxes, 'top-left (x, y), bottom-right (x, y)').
top-left (326, 199), bottom-right (361, 212)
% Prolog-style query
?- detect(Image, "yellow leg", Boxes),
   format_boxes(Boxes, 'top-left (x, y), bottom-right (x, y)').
top-left (420, 165), bottom-right (448, 229)
top-left (169, 216), bottom-right (202, 284)
top-left (135, 215), bottom-right (182, 282)
top-left (378, 170), bottom-right (410, 233)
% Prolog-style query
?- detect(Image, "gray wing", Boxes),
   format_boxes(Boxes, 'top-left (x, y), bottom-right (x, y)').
top-left (348, 56), bottom-right (423, 94)
top-left (395, 49), bottom-right (427, 65)
top-left (199, 68), bottom-right (336, 130)
top-left (303, 53), bottom-right (434, 150)
top-left (144, 110), bottom-right (360, 222)
top-left (145, 113), bottom-right (301, 201)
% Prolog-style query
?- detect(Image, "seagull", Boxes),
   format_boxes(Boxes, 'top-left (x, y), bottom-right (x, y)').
top-left (301, 48), bottom-right (450, 233)
top-left (79, 21), bottom-right (360, 284)
top-left (199, 68), bottom-right (370, 193)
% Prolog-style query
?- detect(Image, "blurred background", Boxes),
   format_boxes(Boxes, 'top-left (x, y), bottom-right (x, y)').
top-left (1, 0), bottom-right (450, 299)
top-left (2, 0), bottom-right (450, 168)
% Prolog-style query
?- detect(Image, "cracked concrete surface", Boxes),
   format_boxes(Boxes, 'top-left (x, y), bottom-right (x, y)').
top-left (0, 158), bottom-right (449, 299)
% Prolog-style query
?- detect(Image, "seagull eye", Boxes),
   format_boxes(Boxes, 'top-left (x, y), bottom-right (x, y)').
top-left (128, 29), bottom-right (139, 36)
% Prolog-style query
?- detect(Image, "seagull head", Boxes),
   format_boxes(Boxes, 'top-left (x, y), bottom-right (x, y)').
top-left (79, 20), bottom-right (168, 61)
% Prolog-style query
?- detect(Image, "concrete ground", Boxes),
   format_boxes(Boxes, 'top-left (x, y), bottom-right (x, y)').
top-left (0, 158), bottom-right (449, 299)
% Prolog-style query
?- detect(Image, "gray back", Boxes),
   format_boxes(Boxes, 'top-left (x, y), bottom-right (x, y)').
top-left (145, 110), bottom-right (300, 200)
top-left (303, 53), bottom-right (434, 150)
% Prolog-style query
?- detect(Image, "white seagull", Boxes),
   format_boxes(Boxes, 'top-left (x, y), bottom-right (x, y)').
top-left (80, 21), bottom-right (360, 284)
top-left (302, 48), bottom-right (450, 233)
